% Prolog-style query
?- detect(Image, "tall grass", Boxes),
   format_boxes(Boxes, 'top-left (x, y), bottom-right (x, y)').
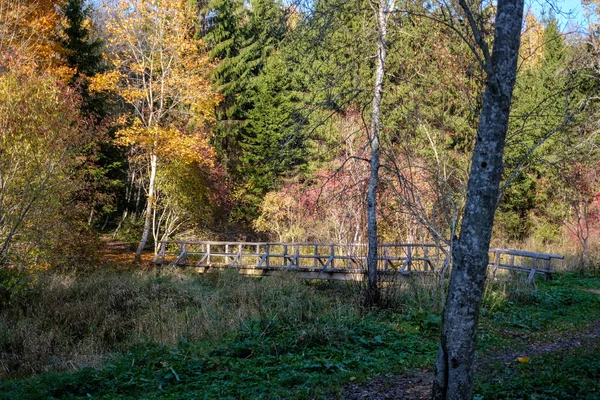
top-left (0, 268), bottom-right (361, 377)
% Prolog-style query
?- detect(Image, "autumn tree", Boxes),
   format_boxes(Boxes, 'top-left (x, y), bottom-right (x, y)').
top-left (0, 0), bottom-right (75, 80)
top-left (95, 0), bottom-right (220, 259)
top-left (0, 71), bottom-right (88, 265)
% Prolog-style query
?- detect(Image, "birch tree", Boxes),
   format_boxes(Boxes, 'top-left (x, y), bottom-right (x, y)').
top-left (366, 0), bottom-right (395, 305)
top-left (96, 0), bottom-right (220, 259)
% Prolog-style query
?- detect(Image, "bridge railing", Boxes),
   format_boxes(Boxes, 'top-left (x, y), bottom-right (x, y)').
top-left (153, 241), bottom-right (563, 283)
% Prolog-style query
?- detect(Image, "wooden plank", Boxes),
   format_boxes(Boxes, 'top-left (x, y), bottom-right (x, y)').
top-left (527, 258), bottom-right (538, 284)
top-left (257, 254), bottom-right (267, 268)
top-left (491, 250), bottom-right (501, 279)
top-left (489, 248), bottom-right (564, 260)
top-left (400, 257), bottom-right (412, 274)
top-left (330, 245), bottom-right (335, 270)
top-left (544, 258), bottom-right (553, 280)
top-left (229, 252), bottom-right (241, 268)
top-left (321, 256), bottom-right (334, 270)
top-left (286, 255), bottom-right (299, 270)
top-left (266, 244), bottom-right (270, 268)
top-left (173, 250), bottom-right (187, 266)
top-left (196, 253), bottom-right (208, 266)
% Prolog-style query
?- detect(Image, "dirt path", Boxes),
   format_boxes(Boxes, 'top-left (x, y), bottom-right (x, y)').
top-left (583, 289), bottom-right (600, 295)
top-left (97, 236), bottom-right (155, 269)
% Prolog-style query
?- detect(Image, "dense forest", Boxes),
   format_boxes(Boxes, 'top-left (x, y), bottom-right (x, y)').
top-left (0, 0), bottom-right (598, 266)
top-left (1, 0), bottom-right (600, 398)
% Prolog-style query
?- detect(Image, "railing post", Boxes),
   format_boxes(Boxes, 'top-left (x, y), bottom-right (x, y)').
top-left (266, 244), bottom-right (270, 268)
top-left (295, 244), bottom-right (300, 268)
top-left (330, 245), bottom-right (335, 270)
top-left (528, 257), bottom-right (538, 284)
top-left (314, 245), bottom-right (318, 269)
top-left (225, 244), bottom-right (229, 264)
top-left (207, 243), bottom-right (211, 265)
top-left (384, 246), bottom-right (389, 272)
top-left (492, 250), bottom-right (501, 279)
top-left (238, 244), bottom-right (242, 267)
top-left (545, 258), bottom-right (552, 280)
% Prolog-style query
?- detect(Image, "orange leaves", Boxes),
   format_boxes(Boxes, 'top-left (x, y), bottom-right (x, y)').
top-left (160, 130), bottom-right (215, 167)
top-left (0, 0), bottom-right (67, 77)
top-left (88, 70), bottom-right (122, 93)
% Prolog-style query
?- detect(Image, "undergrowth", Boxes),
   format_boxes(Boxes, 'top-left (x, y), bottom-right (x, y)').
top-left (0, 267), bottom-right (599, 399)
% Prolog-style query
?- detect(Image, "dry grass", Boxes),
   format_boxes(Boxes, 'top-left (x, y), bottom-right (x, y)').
top-left (0, 267), bottom-right (359, 377)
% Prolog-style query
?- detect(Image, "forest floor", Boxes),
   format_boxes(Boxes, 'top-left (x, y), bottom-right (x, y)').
top-left (0, 244), bottom-right (599, 399)
top-left (343, 316), bottom-right (600, 399)
top-left (97, 236), bottom-right (156, 268)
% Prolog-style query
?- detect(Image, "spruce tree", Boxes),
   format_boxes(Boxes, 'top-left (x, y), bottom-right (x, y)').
top-left (499, 15), bottom-right (581, 241)
top-left (205, 0), bottom-right (305, 221)
top-left (62, 0), bottom-right (103, 79)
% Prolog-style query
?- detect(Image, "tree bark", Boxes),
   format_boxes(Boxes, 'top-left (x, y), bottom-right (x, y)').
top-left (433, 0), bottom-right (524, 398)
top-left (366, 0), bottom-right (388, 306)
top-left (135, 153), bottom-right (158, 261)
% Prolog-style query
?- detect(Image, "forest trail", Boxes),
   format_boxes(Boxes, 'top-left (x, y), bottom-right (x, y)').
top-left (97, 236), bottom-right (155, 269)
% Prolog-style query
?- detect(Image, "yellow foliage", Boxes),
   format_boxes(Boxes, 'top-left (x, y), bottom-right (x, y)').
top-left (254, 192), bottom-right (306, 242)
top-left (50, 65), bottom-right (77, 83)
top-left (0, 0), bottom-right (67, 78)
top-left (88, 70), bottom-right (122, 93)
top-left (102, 0), bottom-right (220, 158)
top-left (520, 12), bottom-right (544, 69)
top-left (115, 120), bottom-right (215, 167)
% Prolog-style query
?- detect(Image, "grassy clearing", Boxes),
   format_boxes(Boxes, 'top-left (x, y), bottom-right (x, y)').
top-left (0, 268), bottom-right (599, 399)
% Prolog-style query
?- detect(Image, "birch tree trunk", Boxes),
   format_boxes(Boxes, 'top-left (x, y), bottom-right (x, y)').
top-left (135, 153), bottom-right (158, 261)
top-left (366, 0), bottom-right (389, 305)
top-left (433, 0), bottom-right (524, 397)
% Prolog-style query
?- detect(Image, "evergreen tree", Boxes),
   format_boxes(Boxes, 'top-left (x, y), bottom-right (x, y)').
top-left (498, 15), bottom-right (584, 241)
top-left (61, 0), bottom-right (125, 230)
top-left (205, 0), bottom-right (306, 221)
top-left (240, 54), bottom-right (307, 211)
top-left (62, 0), bottom-right (103, 79)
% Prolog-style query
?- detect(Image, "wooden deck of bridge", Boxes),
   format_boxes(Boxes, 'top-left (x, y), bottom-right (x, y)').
top-left (152, 241), bottom-right (564, 283)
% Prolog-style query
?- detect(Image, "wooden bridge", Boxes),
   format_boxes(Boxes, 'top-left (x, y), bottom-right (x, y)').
top-left (153, 241), bottom-right (564, 283)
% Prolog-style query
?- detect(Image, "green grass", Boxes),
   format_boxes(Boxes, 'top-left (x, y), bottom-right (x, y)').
top-left (0, 314), bottom-right (438, 399)
top-left (1, 269), bottom-right (599, 399)
top-left (474, 342), bottom-right (600, 400)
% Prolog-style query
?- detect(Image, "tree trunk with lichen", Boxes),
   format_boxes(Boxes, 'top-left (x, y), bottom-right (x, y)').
top-left (433, 0), bottom-right (524, 398)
